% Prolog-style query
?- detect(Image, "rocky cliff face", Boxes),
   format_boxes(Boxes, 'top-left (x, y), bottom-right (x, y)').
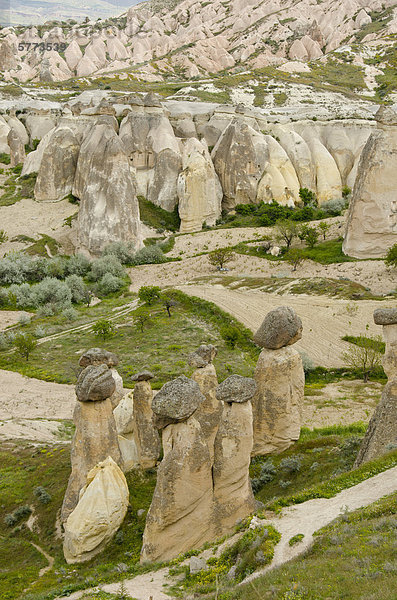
top-left (1, 0), bottom-right (396, 86)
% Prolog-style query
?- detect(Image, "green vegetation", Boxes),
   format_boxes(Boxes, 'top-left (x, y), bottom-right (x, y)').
top-left (342, 334), bottom-right (384, 382)
top-left (0, 171), bottom-right (37, 206)
top-left (384, 243), bottom-right (397, 269)
top-left (0, 153), bottom-right (11, 165)
top-left (25, 234), bottom-right (60, 257)
top-left (289, 533), bottom-right (304, 546)
top-left (0, 289), bottom-right (258, 387)
top-left (138, 196), bottom-right (181, 232)
top-left (230, 492), bottom-right (397, 600)
top-left (208, 247), bottom-right (235, 269)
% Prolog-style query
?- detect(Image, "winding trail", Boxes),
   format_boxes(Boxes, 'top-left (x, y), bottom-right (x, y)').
top-left (53, 466), bottom-right (397, 600)
top-left (243, 465), bottom-right (397, 586)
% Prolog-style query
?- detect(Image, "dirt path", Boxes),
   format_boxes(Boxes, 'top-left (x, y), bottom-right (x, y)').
top-left (243, 465), bottom-right (397, 586)
top-left (30, 542), bottom-right (55, 578)
top-left (53, 466), bottom-right (397, 600)
top-left (179, 284), bottom-right (381, 367)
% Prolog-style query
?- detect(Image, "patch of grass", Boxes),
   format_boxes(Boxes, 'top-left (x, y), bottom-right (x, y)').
top-left (289, 533), bottom-right (304, 546)
top-left (138, 196), bottom-right (180, 232)
top-left (298, 239), bottom-right (356, 265)
top-left (0, 153), bottom-right (11, 165)
top-left (0, 443), bottom-right (159, 600)
top-left (0, 293), bottom-right (257, 388)
top-left (232, 492), bottom-right (397, 600)
top-left (342, 335), bottom-right (385, 354)
top-left (0, 171), bottom-right (37, 206)
top-left (25, 234), bottom-right (60, 257)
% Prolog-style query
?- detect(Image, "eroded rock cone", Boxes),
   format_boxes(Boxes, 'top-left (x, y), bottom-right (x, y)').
top-left (63, 457), bottom-right (129, 564)
top-left (133, 377), bottom-right (161, 469)
top-left (191, 345), bottom-right (221, 464)
top-left (213, 376), bottom-right (256, 534)
top-left (355, 309), bottom-right (397, 466)
top-left (252, 307), bottom-right (304, 456)
top-left (61, 363), bottom-right (123, 523)
top-left (354, 379), bottom-right (397, 467)
top-left (7, 128), bottom-right (25, 167)
top-left (141, 414), bottom-right (213, 563)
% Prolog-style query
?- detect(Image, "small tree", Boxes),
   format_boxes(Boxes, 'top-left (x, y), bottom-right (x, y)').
top-left (0, 230), bottom-right (8, 245)
top-left (138, 285), bottom-right (161, 305)
top-left (318, 221), bottom-right (331, 241)
top-left (162, 293), bottom-right (177, 317)
top-left (299, 188), bottom-right (317, 207)
top-left (92, 319), bottom-right (115, 341)
top-left (135, 313), bottom-right (152, 332)
top-left (274, 219), bottom-right (297, 249)
top-left (303, 226), bottom-right (319, 249)
top-left (385, 243), bottom-right (397, 269)
top-left (14, 333), bottom-right (37, 361)
top-left (297, 224), bottom-right (309, 242)
top-left (342, 336), bottom-right (383, 382)
top-left (285, 248), bottom-right (305, 272)
top-left (208, 248), bottom-right (234, 270)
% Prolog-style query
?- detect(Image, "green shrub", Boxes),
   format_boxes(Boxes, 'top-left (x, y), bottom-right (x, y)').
top-left (98, 273), bottom-right (125, 295)
top-left (33, 486), bottom-right (51, 504)
top-left (89, 255), bottom-right (126, 281)
top-left (299, 187), bottom-right (317, 207)
top-left (14, 333), bottom-right (37, 361)
top-left (102, 241), bottom-right (136, 265)
top-left (138, 285), bottom-right (161, 305)
top-left (133, 245), bottom-right (167, 265)
top-left (220, 325), bottom-right (240, 348)
top-left (0, 152), bottom-right (11, 164)
top-left (92, 318), bottom-right (116, 340)
top-left (385, 243), bottom-right (397, 268)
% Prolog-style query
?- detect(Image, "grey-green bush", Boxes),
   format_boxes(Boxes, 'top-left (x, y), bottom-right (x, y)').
top-left (322, 198), bottom-right (348, 216)
top-left (98, 273), bottom-right (125, 295)
top-left (132, 245), bottom-right (167, 265)
top-left (65, 253), bottom-right (91, 277)
top-left (31, 277), bottom-right (72, 311)
top-left (102, 241), bottom-right (136, 265)
top-left (89, 255), bottom-right (126, 281)
top-left (65, 274), bottom-right (88, 303)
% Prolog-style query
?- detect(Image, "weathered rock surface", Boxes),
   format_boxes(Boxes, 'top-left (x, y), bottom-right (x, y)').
top-left (63, 457), bottom-right (129, 563)
top-left (151, 375), bottom-right (205, 428)
top-left (188, 344), bottom-right (217, 368)
top-left (7, 129), bottom-right (25, 167)
top-left (61, 396), bottom-right (122, 522)
top-left (253, 306), bottom-right (303, 350)
top-left (73, 121), bottom-right (143, 256)
top-left (34, 125), bottom-right (80, 202)
top-left (343, 107), bottom-right (397, 259)
top-left (133, 380), bottom-right (161, 469)
top-left (141, 414), bottom-right (214, 563)
top-left (354, 378), bottom-right (397, 467)
top-left (216, 375), bottom-right (257, 403)
top-left (75, 364), bottom-right (116, 402)
top-left (79, 347), bottom-right (120, 368)
top-left (192, 362), bottom-right (221, 463)
top-left (252, 346), bottom-right (304, 456)
top-left (374, 309), bottom-right (397, 326)
top-left (213, 399), bottom-right (255, 533)
top-left (178, 137), bottom-right (222, 233)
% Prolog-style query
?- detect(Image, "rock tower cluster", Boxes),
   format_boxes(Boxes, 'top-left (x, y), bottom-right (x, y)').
top-left (354, 309), bottom-right (397, 467)
top-left (61, 308), bottom-right (305, 564)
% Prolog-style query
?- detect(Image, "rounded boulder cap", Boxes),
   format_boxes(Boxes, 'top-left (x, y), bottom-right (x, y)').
top-left (373, 308), bottom-right (397, 326)
top-left (79, 348), bottom-right (119, 368)
top-left (254, 306), bottom-right (302, 349)
top-left (216, 374), bottom-right (257, 403)
top-left (131, 370), bottom-right (154, 382)
top-left (188, 344), bottom-right (218, 368)
top-left (151, 375), bottom-right (205, 422)
top-left (76, 364), bottom-right (116, 402)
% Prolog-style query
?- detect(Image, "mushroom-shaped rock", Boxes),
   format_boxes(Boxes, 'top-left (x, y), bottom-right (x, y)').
top-left (79, 348), bottom-right (119, 368)
top-left (254, 306), bottom-right (302, 349)
top-left (76, 365), bottom-right (116, 402)
top-left (188, 344), bottom-right (218, 368)
top-left (216, 375), bottom-right (257, 404)
top-left (373, 309), bottom-right (397, 326)
top-left (131, 370), bottom-right (154, 382)
top-left (151, 375), bottom-right (205, 428)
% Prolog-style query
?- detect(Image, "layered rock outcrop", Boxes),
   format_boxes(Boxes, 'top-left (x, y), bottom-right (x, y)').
top-left (252, 307), bottom-right (305, 456)
top-left (354, 309), bottom-right (397, 467)
top-left (343, 106), bottom-right (397, 259)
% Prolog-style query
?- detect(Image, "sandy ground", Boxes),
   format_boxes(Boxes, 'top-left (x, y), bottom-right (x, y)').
top-left (0, 197), bottom-right (77, 258)
top-left (129, 251), bottom-right (395, 296)
top-left (0, 370), bottom-right (75, 442)
top-left (178, 284), bottom-right (384, 367)
top-left (0, 310), bottom-right (34, 330)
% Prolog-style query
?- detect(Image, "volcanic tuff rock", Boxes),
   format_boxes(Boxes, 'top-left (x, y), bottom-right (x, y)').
top-left (73, 121), bottom-right (143, 256)
top-left (215, 375), bottom-right (257, 404)
top-left (151, 375), bottom-right (205, 428)
top-left (132, 380), bottom-right (161, 469)
top-left (188, 344), bottom-right (218, 368)
top-left (3, 0), bottom-right (397, 82)
top-left (75, 364), bottom-right (116, 403)
top-left (79, 347), bottom-right (119, 368)
top-left (63, 457), bottom-right (129, 564)
top-left (252, 345), bottom-right (305, 456)
top-left (343, 106), bottom-right (397, 259)
top-left (7, 128), bottom-right (25, 168)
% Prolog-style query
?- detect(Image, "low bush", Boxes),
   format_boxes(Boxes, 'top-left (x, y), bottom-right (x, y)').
top-left (88, 255), bottom-right (126, 281)
top-left (132, 245), bottom-right (167, 265)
